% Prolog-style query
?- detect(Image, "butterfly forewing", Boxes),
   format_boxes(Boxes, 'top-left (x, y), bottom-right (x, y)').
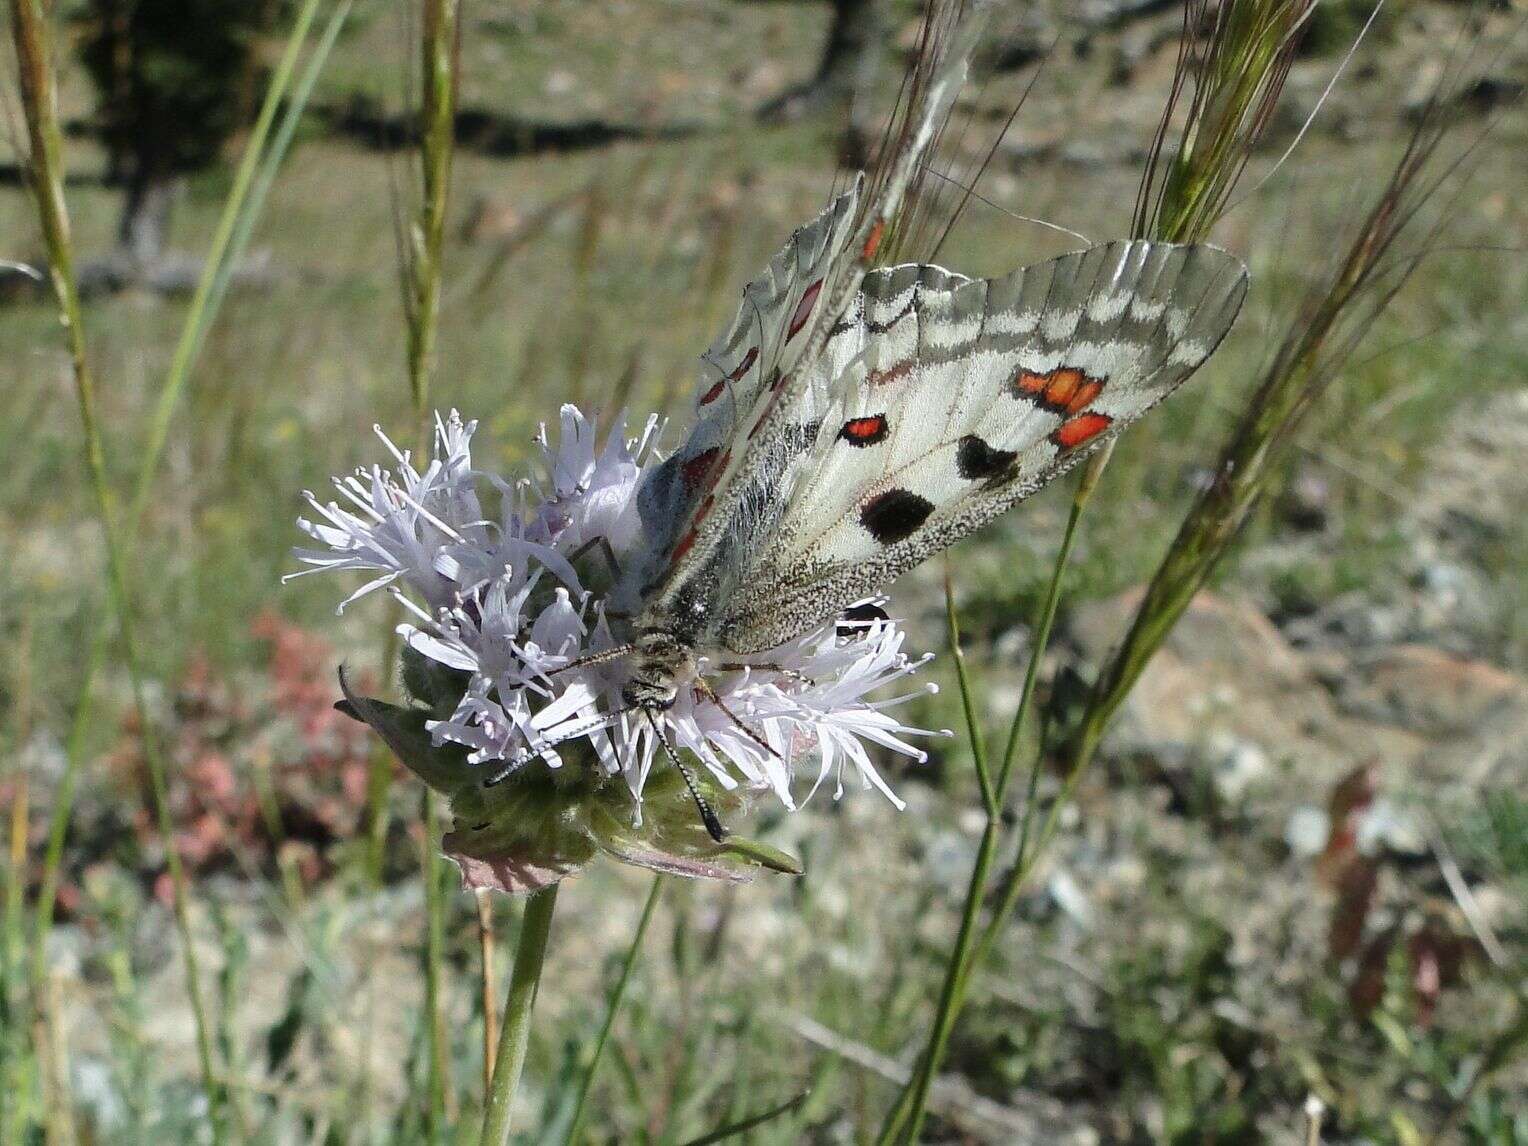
top-left (708, 240), bottom-right (1249, 653)
top-left (633, 182), bottom-right (862, 577)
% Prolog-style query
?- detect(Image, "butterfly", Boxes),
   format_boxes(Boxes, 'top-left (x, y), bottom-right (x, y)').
top-left (539, 183), bottom-right (1246, 838)
top-left (536, 17), bottom-right (1249, 840)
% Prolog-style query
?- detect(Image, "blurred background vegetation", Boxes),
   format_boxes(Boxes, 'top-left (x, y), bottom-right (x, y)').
top-left (1, 0), bottom-right (1525, 1141)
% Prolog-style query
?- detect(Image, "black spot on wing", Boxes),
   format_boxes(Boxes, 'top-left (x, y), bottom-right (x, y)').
top-left (860, 488), bottom-right (934, 545)
top-left (837, 602), bottom-right (890, 638)
top-left (955, 435), bottom-right (1017, 482)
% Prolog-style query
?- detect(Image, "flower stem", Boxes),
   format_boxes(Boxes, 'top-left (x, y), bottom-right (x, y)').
top-left (7, 0), bottom-right (223, 1134)
top-left (480, 885), bottom-right (560, 1146)
top-left (563, 876), bottom-right (663, 1146)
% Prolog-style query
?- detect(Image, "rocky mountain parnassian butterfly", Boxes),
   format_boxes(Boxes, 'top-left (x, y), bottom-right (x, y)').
top-left (534, 176), bottom-right (1248, 840)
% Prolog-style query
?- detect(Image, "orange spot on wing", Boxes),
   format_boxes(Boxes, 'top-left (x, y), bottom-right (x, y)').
top-left (1042, 368), bottom-right (1085, 409)
top-left (1015, 365), bottom-right (1106, 414)
top-left (1014, 369), bottom-right (1048, 396)
top-left (861, 219), bottom-right (886, 262)
top-left (839, 414), bottom-right (889, 445)
top-left (1066, 379), bottom-right (1103, 414)
top-left (1052, 412), bottom-right (1113, 450)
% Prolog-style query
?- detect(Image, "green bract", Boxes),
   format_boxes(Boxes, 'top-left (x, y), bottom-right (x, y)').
top-left (338, 669), bottom-right (802, 895)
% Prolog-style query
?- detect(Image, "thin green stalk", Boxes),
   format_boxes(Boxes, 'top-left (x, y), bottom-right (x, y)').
top-left (883, 4), bottom-right (1312, 1135)
top-left (942, 565), bottom-right (995, 819)
top-left (2, 769), bottom-right (29, 1139)
top-left (405, 0), bottom-right (460, 418)
top-left (382, 4), bottom-right (461, 1134)
top-left (128, 0), bottom-right (329, 520)
top-left (563, 876), bottom-right (664, 1146)
top-left (480, 885), bottom-right (560, 1146)
top-left (30, 0), bottom-right (341, 992)
top-left (7, 1), bottom-right (224, 1136)
top-left (879, 472), bottom-right (1097, 1146)
top-left (678, 1091), bottom-right (810, 1145)
top-left (475, 889), bottom-right (499, 1095)
top-left (188, 0), bottom-right (357, 384)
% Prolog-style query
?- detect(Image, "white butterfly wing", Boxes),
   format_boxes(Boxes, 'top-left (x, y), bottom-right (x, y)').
top-left (633, 181), bottom-right (862, 578)
top-left (712, 240), bottom-right (1249, 653)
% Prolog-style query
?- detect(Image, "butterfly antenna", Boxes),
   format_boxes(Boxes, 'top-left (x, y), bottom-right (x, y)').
top-left (544, 643), bottom-right (639, 677)
top-left (643, 708), bottom-right (727, 843)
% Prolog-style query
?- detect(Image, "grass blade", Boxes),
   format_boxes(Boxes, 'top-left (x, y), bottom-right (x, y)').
top-left (7, 0), bottom-right (225, 1134)
top-left (679, 1091), bottom-right (810, 1146)
top-left (563, 876), bottom-right (664, 1146)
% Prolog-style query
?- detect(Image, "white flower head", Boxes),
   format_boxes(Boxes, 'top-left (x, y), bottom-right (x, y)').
top-left (291, 406), bottom-right (941, 819)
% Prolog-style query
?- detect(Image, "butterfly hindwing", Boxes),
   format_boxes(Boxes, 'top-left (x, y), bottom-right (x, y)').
top-left (711, 239), bottom-right (1249, 653)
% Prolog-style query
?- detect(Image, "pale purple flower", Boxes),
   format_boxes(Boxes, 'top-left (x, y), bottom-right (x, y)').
top-left (290, 405), bottom-right (943, 814)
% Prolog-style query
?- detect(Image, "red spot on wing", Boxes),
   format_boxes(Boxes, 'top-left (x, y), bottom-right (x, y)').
top-left (786, 279), bottom-right (824, 341)
top-left (699, 347), bottom-right (760, 407)
top-left (867, 360), bottom-right (915, 388)
top-left (839, 414), bottom-right (889, 446)
top-left (861, 219), bottom-right (886, 262)
top-left (670, 528), bottom-right (697, 563)
top-left (726, 345), bottom-right (759, 383)
top-left (1052, 412), bottom-right (1113, 450)
top-left (680, 447), bottom-right (719, 492)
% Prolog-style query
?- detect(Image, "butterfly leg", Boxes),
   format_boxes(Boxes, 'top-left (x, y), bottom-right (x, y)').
top-left (643, 708), bottom-right (726, 842)
top-left (714, 662), bottom-right (816, 689)
top-left (694, 677), bottom-right (788, 765)
top-left (565, 535), bottom-right (623, 583)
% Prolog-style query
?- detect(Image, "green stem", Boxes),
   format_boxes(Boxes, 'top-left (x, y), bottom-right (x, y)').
top-left (480, 885), bottom-right (560, 1146)
top-left (7, 1), bottom-right (224, 1135)
top-left (397, 2), bottom-right (460, 1134)
top-left (563, 876), bottom-right (663, 1146)
top-left (406, 0), bottom-right (460, 424)
top-left (880, 463), bottom-right (1100, 1146)
top-left (128, 0), bottom-right (327, 521)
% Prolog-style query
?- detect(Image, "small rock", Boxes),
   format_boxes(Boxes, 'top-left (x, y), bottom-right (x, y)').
top-left (1047, 867), bottom-right (1096, 931)
top-left (1337, 645), bottom-right (1527, 736)
top-left (1285, 806), bottom-right (1331, 857)
top-left (1354, 797), bottom-right (1426, 857)
top-left (1207, 734), bottom-right (1269, 803)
